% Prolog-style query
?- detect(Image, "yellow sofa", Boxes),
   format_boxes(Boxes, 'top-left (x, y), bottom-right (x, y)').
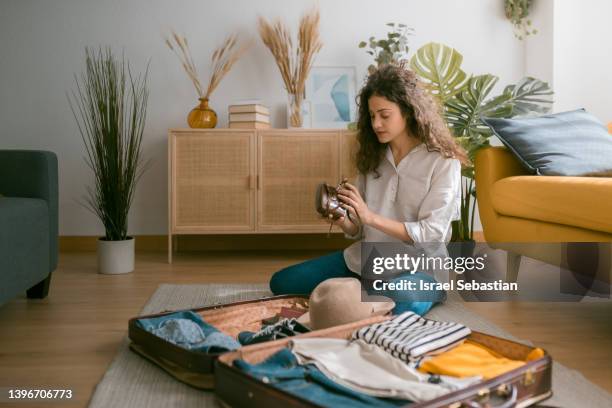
top-left (475, 146), bottom-right (612, 242)
top-left (474, 146), bottom-right (612, 282)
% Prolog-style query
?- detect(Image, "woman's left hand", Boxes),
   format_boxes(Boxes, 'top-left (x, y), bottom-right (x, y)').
top-left (338, 183), bottom-right (374, 226)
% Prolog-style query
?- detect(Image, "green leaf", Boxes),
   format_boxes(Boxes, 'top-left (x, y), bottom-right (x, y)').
top-left (445, 74), bottom-right (499, 139)
top-left (501, 77), bottom-right (553, 116)
top-left (358, 41), bottom-right (367, 48)
top-left (479, 92), bottom-right (513, 118)
top-left (410, 42), bottom-right (468, 103)
top-left (378, 52), bottom-right (393, 65)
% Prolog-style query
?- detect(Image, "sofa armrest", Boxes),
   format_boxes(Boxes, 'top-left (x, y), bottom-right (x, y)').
top-left (475, 146), bottom-right (527, 184)
top-left (0, 150), bottom-right (58, 271)
top-left (474, 147), bottom-right (528, 241)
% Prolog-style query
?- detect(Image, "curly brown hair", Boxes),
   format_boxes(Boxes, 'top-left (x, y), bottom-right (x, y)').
top-left (355, 63), bottom-right (470, 176)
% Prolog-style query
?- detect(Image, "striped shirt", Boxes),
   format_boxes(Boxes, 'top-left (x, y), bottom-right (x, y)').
top-left (351, 311), bottom-right (471, 363)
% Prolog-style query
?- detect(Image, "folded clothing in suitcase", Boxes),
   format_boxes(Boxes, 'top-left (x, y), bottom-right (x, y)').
top-left (128, 295), bottom-right (312, 389)
top-left (215, 315), bottom-right (553, 408)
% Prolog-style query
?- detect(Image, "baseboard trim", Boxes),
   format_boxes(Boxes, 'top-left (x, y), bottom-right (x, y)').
top-left (60, 231), bottom-right (486, 252)
top-left (60, 234), bottom-right (354, 252)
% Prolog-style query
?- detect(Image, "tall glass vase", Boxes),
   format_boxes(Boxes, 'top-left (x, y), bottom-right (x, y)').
top-left (287, 92), bottom-right (304, 128)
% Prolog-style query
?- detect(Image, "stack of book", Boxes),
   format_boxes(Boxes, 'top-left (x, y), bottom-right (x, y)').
top-left (228, 103), bottom-right (271, 129)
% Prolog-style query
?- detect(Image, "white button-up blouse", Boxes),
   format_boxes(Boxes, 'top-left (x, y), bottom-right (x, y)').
top-left (343, 143), bottom-right (462, 274)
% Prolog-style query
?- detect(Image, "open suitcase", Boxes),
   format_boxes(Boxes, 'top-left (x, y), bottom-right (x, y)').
top-left (128, 295), bottom-right (553, 407)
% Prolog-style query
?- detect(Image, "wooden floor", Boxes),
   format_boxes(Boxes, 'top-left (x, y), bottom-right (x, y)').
top-left (0, 250), bottom-right (611, 407)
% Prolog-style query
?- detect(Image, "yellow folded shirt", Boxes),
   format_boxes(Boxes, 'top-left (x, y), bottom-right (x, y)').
top-left (418, 340), bottom-right (543, 379)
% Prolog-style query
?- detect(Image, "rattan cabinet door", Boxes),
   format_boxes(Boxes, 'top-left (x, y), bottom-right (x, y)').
top-left (258, 131), bottom-right (339, 232)
top-left (171, 131), bottom-right (256, 232)
top-left (339, 130), bottom-right (359, 183)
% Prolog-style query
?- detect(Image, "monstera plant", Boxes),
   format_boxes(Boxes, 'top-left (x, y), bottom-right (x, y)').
top-left (410, 42), bottom-right (553, 241)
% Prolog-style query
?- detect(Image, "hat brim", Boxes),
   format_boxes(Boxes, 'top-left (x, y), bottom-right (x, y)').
top-left (298, 299), bottom-right (395, 331)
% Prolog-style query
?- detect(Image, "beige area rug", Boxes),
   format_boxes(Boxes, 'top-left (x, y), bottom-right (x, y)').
top-left (88, 284), bottom-right (612, 407)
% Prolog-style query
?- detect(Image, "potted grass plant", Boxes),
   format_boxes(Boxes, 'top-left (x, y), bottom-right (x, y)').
top-left (69, 47), bottom-right (149, 274)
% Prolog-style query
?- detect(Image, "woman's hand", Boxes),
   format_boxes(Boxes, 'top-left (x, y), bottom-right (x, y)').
top-left (331, 210), bottom-right (359, 236)
top-left (337, 183), bottom-right (374, 226)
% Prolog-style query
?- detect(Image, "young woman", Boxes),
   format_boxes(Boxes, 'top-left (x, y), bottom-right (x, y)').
top-left (270, 63), bottom-right (469, 315)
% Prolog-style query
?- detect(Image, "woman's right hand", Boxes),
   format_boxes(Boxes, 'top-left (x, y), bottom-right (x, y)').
top-left (331, 205), bottom-right (360, 235)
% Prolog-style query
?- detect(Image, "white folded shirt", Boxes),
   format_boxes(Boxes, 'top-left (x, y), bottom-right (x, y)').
top-left (290, 337), bottom-right (480, 402)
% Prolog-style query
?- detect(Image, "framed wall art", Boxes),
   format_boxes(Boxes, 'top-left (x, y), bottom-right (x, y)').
top-left (305, 66), bottom-right (358, 129)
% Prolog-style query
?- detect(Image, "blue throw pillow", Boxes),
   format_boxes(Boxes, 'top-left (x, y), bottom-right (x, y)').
top-left (482, 109), bottom-right (612, 176)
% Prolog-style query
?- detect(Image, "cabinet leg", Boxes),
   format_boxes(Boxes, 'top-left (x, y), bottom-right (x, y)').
top-left (168, 234), bottom-right (173, 264)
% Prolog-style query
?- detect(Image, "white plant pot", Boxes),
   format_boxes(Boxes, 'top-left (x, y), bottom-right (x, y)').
top-left (97, 237), bottom-right (135, 274)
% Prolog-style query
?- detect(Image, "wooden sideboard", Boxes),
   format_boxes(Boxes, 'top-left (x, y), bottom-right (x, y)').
top-left (168, 128), bottom-right (359, 262)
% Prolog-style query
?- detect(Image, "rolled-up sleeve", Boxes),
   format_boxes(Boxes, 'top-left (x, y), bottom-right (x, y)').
top-left (344, 173), bottom-right (366, 240)
top-left (403, 158), bottom-right (461, 243)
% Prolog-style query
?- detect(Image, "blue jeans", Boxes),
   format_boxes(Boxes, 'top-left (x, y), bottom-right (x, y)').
top-left (136, 311), bottom-right (241, 353)
top-left (269, 251), bottom-right (443, 316)
top-left (234, 348), bottom-right (411, 407)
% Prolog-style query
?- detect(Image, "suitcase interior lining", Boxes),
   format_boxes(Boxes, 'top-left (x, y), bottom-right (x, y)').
top-left (196, 296), bottom-right (310, 338)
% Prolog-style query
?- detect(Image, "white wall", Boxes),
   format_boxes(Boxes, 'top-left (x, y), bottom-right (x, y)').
top-left (525, 0), bottom-right (612, 121)
top-left (524, 0), bottom-right (555, 87)
top-left (553, 0), bottom-right (612, 122)
top-left (0, 0), bottom-right (524, 235)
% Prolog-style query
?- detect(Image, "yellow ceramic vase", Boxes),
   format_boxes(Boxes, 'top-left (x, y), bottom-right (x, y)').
top-left (187, 98), bottom-right (217, 128)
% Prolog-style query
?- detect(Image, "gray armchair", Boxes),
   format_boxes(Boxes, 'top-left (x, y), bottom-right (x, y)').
top-left (0, 150), bottom-right (58, 306)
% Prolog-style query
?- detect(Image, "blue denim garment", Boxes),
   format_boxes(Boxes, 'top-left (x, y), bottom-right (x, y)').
top-left (136, 311), bottom-right (240, 353)
top-left (234, 348), bottom-right (412, 407)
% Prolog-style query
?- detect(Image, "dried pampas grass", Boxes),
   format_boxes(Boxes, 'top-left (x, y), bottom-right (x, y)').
top-left (258, 7), bottom-right (323, 126)
top-left (165, 30), bottom-right (251, 100)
